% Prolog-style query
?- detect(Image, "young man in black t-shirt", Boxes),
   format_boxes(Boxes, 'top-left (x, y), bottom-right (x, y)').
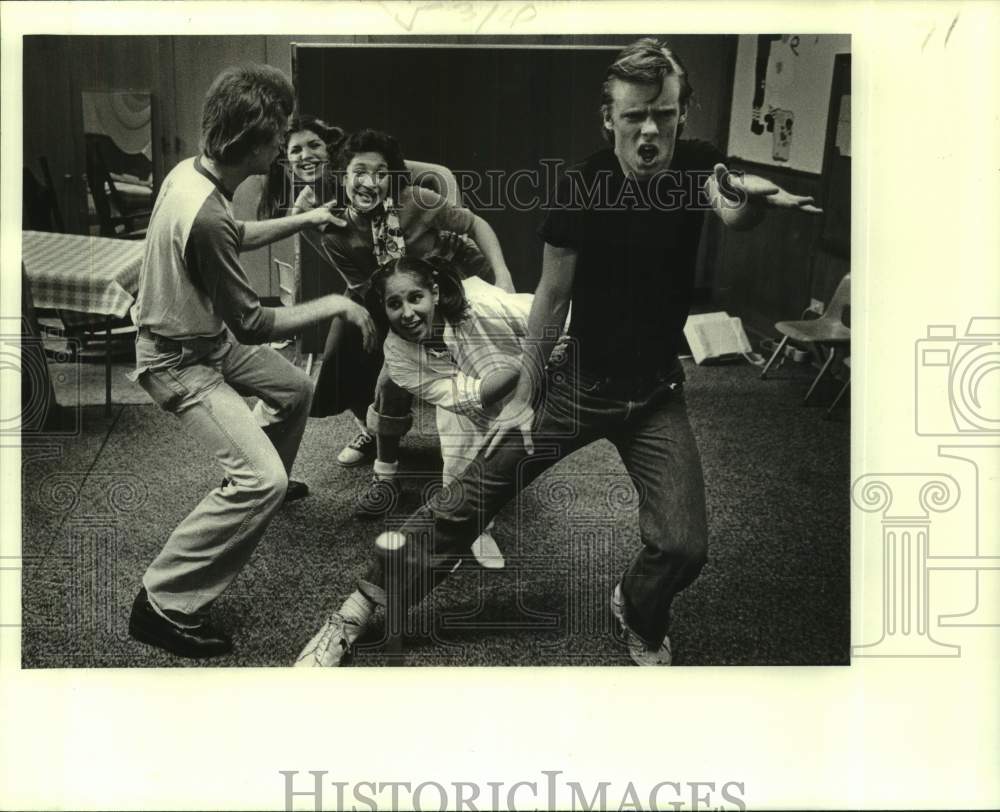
top-left (297, 38), bottom-right (821, 667)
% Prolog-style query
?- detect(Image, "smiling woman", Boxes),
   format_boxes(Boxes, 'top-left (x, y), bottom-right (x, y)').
top-left (343, 150), bottom-right (396, 214)
top-left (296, 256), bottom-right (535, 664)
top-left (286, 127), bottom-right (333, 184)
top-left (259, 114), bottom-right (345, 218)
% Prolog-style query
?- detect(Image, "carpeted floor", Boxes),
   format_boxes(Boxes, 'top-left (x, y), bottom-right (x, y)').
top-left (20, 354), bottom-right (850, 668)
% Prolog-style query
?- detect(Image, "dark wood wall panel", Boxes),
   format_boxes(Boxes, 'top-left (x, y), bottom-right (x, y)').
top-left (711, 53), bottom-right (851, 336)
top-left (708, 161), bottom-right (822, 336)
top-left (707, 159), bottom-right (849, 338)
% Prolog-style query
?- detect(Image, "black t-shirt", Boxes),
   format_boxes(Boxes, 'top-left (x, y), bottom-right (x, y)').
top-left (538, 141), bottom-right (723, 378)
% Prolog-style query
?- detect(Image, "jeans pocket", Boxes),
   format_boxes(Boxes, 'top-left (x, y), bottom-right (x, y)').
top-left (138, 369), bottom-right (189, 413)
top-left (136, 336), bottom-right (182, 371)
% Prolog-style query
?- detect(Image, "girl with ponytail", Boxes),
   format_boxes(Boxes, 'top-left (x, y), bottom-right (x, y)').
top-left (368, 255), bottom-right (536, 568)
top-left (297, 254), bottom-right (564, 665)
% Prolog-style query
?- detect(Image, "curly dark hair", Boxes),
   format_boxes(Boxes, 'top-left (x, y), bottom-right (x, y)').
top-left (258, 115), bottom-right (346, 219)
top-left (337, 128), bottom-right (411, 203)
top-left (289, 115), bottom-right (345, 152)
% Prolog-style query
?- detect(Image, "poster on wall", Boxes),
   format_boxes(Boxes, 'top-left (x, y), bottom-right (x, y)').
top-left (727, 34), bottom-right (851, 173)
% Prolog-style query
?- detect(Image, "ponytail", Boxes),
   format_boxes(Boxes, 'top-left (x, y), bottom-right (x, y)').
top-left (421, 255), bottom-right (470, 323)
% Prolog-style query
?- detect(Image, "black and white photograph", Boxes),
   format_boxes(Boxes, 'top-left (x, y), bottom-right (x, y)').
top-left (16, 29), bottom-right (851, 669)
top-left (2, 2), bottom-right (997, 811)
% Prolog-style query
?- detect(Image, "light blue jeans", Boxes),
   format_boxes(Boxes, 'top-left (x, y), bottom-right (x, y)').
top-left (134, 328), bottom-right (313, 624)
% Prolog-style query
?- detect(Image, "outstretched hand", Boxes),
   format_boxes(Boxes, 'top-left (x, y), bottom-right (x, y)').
top-left (483, 371), bottom-right (536, 458)
top-left (713, 163), bottom-right (823, 214)
top-left (341, 300), bottom-right (377, 353)
top-left (293, 186), bottom-right (317, 212)
top-left (295, 187), bottom-right (348, 229)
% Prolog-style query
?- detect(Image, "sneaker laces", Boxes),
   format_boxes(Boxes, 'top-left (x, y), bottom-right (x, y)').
top-left (307, 612), bottom-right (350, 665)
top-left (347, 431), bottom-right (374, 451)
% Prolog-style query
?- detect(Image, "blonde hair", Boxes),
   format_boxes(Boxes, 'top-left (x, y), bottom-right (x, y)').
top-left (600, 38), bottom-right (693, 142)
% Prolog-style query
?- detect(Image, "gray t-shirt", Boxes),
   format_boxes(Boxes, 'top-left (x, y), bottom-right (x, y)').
top-left (131, 156), bottom-right (274, 344)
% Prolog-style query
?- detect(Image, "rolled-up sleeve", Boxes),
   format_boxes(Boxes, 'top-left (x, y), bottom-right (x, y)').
top-left (384, 336), bottom-right (484, 417)
top-left (410, 185), bottom-right (476, 235)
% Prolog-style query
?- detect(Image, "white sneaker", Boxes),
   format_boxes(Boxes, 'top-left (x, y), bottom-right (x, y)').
top-left (337, 431), bottom-right (376, 467)
top-left (294, 611), bottom-right (358, 667)
top-left (611, 583), bottom-right (672, 666)
top-left (470, 531), bottom-right (505, 569)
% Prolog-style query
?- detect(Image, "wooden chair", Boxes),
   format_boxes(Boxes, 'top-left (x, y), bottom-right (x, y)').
top-left (85, 135), bottom-right (151, 239)
top-left (760, 274), bottom-right (851, 404)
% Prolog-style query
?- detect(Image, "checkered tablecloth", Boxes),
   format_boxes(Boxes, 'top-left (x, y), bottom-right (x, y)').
top-left (22, 230), bottom-right (143, 318)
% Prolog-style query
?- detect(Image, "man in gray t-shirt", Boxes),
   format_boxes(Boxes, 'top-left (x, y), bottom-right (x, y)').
top-left (128, 64), bottom-right (375, 660)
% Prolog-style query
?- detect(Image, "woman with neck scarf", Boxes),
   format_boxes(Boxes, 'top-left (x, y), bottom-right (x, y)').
top-left (286, 127), bottom-right (515, 515)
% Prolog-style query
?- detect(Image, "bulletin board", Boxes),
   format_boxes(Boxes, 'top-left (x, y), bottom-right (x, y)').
top-left (727, 34), bottom-right (851, 174)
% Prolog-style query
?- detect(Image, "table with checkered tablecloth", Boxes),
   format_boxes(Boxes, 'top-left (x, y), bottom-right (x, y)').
top-left (22, 230), bottom-right (144, 412)
top-left (22, 230), bottom-right (143, 322)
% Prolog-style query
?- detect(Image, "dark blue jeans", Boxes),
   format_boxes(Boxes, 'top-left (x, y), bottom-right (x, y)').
top-left (359, 354), bottom-right (708, 648)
